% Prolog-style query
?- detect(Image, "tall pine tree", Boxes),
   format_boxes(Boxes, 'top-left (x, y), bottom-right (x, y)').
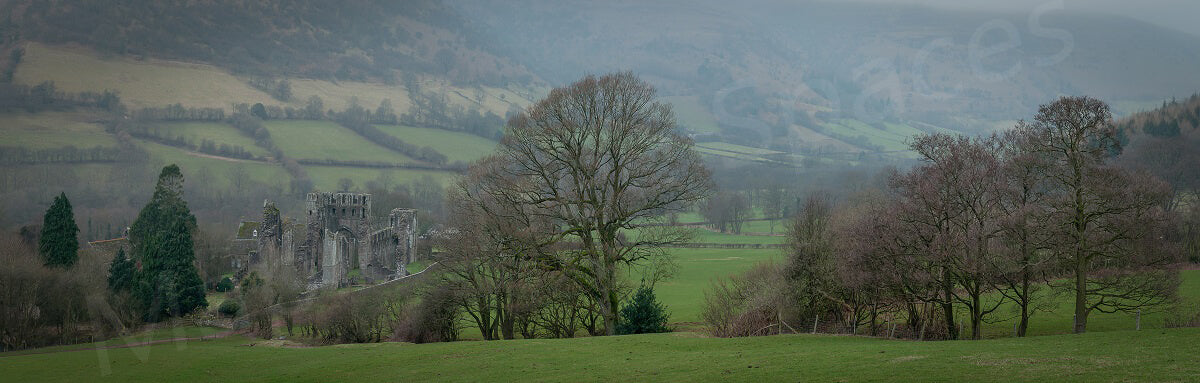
top-left (130, 164), bottom-right (207, 321)
top-left (39, 192), bottom-right (79, 268)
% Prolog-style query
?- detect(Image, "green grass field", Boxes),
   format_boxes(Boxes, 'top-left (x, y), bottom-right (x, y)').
top-left (819, 118), bottom-right (915, 152)
top-left (138, 139), bottom-right (289, 190)
top-left (153, 122), bottom-right (270, 157)
top-left (0, 111), bottom-right (118, 149)
top-left (373, 124), bottom-right (498, 164)
top-left (651, 248), bottom-right (780, 323)
top-left (263, 120), bottom-right (418, 164)
top-left (687, 228), bottom-right (784, 245)
top-left (736, 219), bottom-right (788, 234)
top-left (696, 142), bottom-right (784, 156)
top-left (3, 327), bottom-right (1197, 382)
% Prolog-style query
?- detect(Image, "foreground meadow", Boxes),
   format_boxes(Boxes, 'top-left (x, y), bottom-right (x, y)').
top-left (3, 327), bottom-right (1197, 382)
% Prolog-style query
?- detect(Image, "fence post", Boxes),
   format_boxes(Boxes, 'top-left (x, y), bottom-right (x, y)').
top-left (1136, 310), bottom-right (1141, 331)
top-left (812, 314), bottom-right (819, 334)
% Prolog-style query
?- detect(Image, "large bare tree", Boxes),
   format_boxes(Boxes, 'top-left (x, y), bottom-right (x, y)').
top-left (490, 72), bottom-right (712, 335)
top-left (1027, 96), bottom-right (1179, 333)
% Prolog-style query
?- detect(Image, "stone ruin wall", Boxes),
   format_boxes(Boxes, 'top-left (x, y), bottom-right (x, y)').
top-left (245, 192), bottom-right (416, 289)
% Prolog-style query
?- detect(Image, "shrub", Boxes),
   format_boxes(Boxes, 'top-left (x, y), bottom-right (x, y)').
top-left (218, 300), bottom-right (241, 317)
top-left (215, 277), bottom-right (234, 292)
top-left (701, 262), bottom-right (785, 337)
top-left (616, 286), bottom-right (670, 335)
top-left (390, 287), bottom-right (460, 344)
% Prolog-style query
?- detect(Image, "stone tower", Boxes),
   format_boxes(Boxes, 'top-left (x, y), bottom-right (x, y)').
top-left (303, 192), bottom-right (372, 287)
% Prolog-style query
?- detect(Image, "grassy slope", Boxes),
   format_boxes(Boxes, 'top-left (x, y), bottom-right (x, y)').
top-left (138, 139), bottom-right (288, 190)
top-left (12, 43), bottom-right (531, 118)
top-left (262, 120), bottom-right (417, 164)
top-left (373, 124), bottom-right (499, 164)
top-left (13, 43), bottom-right (275, 111)
top-left (154, 122), bottom-right (271, 157)
top-left (0, 111), bottom-right (117, 148)
top-left (652, 248), bottom-right (779, 323)
top-left (3, 328), bottom-right (1197, 382)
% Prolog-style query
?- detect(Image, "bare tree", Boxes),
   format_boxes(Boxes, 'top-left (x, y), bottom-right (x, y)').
top-left (438, 156), bottom-right (557, 340)
top-left (993, 124), bottom-right (1057, 337)
top-left (702, 192), bottom-right (751, 233)
top-left (489, 72), bottom-right (713, 335)
top-left (1027, 96), bottom-right (1180, 333)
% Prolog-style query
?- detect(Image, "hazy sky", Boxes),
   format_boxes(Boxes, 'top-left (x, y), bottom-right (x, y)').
top-left (846, 0), bottom-right (1200, 37)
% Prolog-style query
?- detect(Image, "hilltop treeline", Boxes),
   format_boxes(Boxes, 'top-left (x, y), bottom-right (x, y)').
top-left (2, 0), bottom-right (531, 85)
top-left (0, 81), bottom-right (122, 113)
top-left (1116, 94), bottom-right (1200, 138)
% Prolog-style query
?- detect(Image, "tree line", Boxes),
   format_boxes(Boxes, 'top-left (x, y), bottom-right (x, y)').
top-left (702, 96), bottom-right (1191, 340)
top-left (0, 165), bottom-right (207, 350)
top-left (0, 81), bottom-right (123, 114)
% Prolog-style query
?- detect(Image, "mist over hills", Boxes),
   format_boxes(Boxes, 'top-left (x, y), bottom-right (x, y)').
top-left (5, 0), bottom-right (1198, 152)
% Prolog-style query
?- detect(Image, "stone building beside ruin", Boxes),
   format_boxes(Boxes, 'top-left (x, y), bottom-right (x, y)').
top-left (235, 191), bottom-right (417, 289)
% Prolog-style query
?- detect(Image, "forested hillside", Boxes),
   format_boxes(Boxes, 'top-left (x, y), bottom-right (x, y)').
top-left (0, 0), bottom-right (535, 85)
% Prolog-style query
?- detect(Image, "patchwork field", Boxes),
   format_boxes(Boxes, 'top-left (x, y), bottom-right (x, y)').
top-left (0, 111), bottom-right (118, 149)
top-left (151, 122), bottom-right (270, 157)
top-left (138, 140), bottom-right (289, 190)
top-left (373, 124), bottom-right (499, 164)
top-left (13, 43), bottom-right (276, 111)
top-left (12, 43), bottom-right (534, 119)
top-left (262, 121), bottom-right (418, 164)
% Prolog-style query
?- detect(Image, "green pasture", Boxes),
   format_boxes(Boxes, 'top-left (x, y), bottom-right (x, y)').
top-left (262, 120), bottom-right (418, 164)
top-left (0, 111), bottom-right (118, 149)
top-left (649, 247), bottom-right (780, 324)
top-left (373, 124), bottom-right (498, 164)
top-left (138, 139), bottom-right (289, 190)
top-left (3, 326), bottom-right (1197, 382)
top-left (153, 122), bottom-right (270, 157)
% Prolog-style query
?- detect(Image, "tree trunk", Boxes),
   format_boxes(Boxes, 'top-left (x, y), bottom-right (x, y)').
top-left (1074, 261), bottom-right (1088, 334)
top-left (500, 291), bottom-right (515, 340)
top-left (971, 292), bottom-right (982, 340)
top-left (940, 267), bottom-right (958, 340)
top-left (1018, 274), bottom-right (1030, 337)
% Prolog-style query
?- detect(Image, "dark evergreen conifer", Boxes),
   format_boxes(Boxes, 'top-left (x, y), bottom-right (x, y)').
top-left (38, 192), bottom-right (79, 268)
top-left (129, 164), bottom-right (207, 321)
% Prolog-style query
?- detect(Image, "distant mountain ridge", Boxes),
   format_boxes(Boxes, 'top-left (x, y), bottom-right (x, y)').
top-left (3, 0), bottom-right (1199, 150)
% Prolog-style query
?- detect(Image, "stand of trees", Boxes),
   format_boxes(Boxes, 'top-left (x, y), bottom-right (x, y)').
top-left (0, 81), bottom-right (123, 114)
top-left (432, 72), bottom-right (712, 337)
top-left (703, 96), bottom-right (1184, 340)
